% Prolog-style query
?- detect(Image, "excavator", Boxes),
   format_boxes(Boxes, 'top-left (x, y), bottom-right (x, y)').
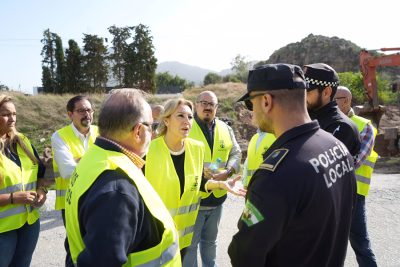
top-left (358, 47), bottom-right (400, 127)
top-left (358, 48), bottom-right (400, 155)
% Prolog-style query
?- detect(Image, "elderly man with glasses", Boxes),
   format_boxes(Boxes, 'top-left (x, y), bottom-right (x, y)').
top-left (184, 90), bottom-right (241, 267)
top-left (65, 89), bottom-right (181, 266)
top-left (51, 95), bottom-right (99, 267)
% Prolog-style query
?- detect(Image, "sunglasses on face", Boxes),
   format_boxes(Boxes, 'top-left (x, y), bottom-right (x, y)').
top-left (242, 92), bottom-right (267, 111)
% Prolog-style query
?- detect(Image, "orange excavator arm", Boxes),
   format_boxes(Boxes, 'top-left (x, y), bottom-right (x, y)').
top-left (359, 48), bottom-right (400, 109)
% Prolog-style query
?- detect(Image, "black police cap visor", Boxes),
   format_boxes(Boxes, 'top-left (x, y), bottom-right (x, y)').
top-left (237, 63), bottom-right (308, 110)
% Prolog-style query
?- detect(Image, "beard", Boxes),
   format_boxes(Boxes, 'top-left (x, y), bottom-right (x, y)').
top-left (254, 111), bottom-right (274, 134)
top-left (307, 93), bottom-right (324, 112)
top-left (80, 117), bottom-right (91, 128)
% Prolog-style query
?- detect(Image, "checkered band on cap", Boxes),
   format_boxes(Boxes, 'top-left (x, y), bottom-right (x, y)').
top-left (305, 77), bottom-right (339, 87)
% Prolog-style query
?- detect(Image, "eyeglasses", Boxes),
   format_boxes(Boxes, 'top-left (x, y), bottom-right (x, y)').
top-left (334, 97), bottom-right (347, 101)
top-left (74, 108), bottom-right (94, 115)
top-left (139, 122), bottom-right (158, 132)
top-left (197, 101), bottom-right (218, 109)
top-left (242, 92), bottom-right (267, 111)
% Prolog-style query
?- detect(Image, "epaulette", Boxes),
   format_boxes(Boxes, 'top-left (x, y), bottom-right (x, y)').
top-left (259, 148), bottom-right (289, 172)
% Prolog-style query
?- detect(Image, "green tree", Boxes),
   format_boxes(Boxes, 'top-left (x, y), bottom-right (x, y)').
top-left (231, 54), bottom-right (250, 83)
top-left (40, 29), bottom-right (58, 93)
top-left (124, 24), bottom-right (157, 93)
top-left (82, 34), bottom-right (109, 93)
top-left (41, 66), bottom-right (53, 93)
top-left (222, 74), bottom-right (241, 83)
top-left (0, 82), bottom-right (9, 91)
top-left (338, 71), bottom-right (398, 105)
top-left (108, 25), bottom-right (133, 87)
top-left (155, 72), bottom-right (192, 93)
top-left (204, 72), bottom-right (222, 85)
top-left (65, 39), bottom-right (85, 93)
top-left (54, 35), bottom-right (67, 93)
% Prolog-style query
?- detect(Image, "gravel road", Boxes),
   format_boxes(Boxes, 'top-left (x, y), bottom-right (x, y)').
top-left (32, 173), bottom-right (400, 267)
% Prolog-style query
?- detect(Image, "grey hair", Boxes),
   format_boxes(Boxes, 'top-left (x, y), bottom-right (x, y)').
top-left (98, 88), bottom-right (148, 138)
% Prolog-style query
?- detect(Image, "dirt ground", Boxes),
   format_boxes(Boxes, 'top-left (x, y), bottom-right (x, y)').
top-left (32, 172), bottom-right (400, 267)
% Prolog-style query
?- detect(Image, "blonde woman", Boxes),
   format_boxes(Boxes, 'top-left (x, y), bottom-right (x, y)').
top-left (145, 98), bottom-right (245, 260)
top-left (0, 95), bottom-right (46, 267)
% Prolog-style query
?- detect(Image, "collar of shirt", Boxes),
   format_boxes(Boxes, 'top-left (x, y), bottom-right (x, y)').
top-left (70, 123), bottom-right (92, 140)
top-left (95, 136), bottom-right (145, 169)
top-left (262, 121), bottom-right (320, 160)
top-left (308, 101), bottom-right (343, 124)
top-left (255, 131), bottom-right (267, 151)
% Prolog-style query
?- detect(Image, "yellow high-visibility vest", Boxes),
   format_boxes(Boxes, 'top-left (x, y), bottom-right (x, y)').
top-left (65, 144), bottom-right (181, 266)
top-left (146, 137), bottom-right (204, 249)
top-left (351, 115), bottom-right (378, 196)
top-left (244, 132), bottom-right (276, 187)
top-left (52, 125), bottom-right (98, 210)
top-left (189, 119), bottom-right (232, 198)
top-left (0, 134), bottom-right (39, 233)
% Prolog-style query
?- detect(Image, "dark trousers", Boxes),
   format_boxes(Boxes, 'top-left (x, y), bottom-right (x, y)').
top-left (349, 194), bottom-right (377, 267)
top-left (61, 210), bottom-right (74, 267)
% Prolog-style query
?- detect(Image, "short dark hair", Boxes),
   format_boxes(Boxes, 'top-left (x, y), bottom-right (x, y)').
top-left (66, 95), bottom-right (92, 112)
top-left (312, 85), bottom-right (337, 101)
top-left (270, 89), bottom-right (306, 109)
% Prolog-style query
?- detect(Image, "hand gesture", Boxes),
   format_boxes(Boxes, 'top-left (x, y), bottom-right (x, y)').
top-left (32, 188), bottom-right (47, 208)
top-left (12, 191), bottom-right (37, 205)
top-left (219, 176), bottom-right (247, 197)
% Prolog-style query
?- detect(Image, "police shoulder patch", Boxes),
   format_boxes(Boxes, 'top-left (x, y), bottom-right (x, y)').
top-left (259, 148), bottom-right (289, 172)
top-left (241, 199), bottom-right (264, 227)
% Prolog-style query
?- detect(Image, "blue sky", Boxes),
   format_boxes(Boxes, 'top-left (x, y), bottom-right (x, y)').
top-left (1, 0), bottom-right (399, 93)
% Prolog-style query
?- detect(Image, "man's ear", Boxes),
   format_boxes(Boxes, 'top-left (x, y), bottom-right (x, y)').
top-left (67, 111), bottom-right (73, 120)
top-left (131, 123), bottom-right (142, 141)
top-left (261, 94), bottom-right (273, 113)
top-left (324, 86), bottom-right (333, 99)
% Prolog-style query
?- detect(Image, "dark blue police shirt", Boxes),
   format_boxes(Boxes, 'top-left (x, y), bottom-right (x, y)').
top-left (228, 121), bottom-right (357, 267)
top-left (308, 101), bottom-right (361, 158)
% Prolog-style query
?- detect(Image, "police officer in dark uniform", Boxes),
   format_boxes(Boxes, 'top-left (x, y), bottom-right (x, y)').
top-left (304, 63), bottom-right (361, 158)
top-left (229, 63), bottom-right (357, 267)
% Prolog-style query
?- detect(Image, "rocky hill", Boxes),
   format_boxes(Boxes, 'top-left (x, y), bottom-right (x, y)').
top-left (256, 34), bottom-right (400, 81)
top-left (258, 34), bottom-right (361, 72)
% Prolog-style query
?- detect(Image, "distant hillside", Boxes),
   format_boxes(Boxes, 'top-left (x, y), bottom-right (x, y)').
top-left (259, 34), bottom-right (361, 72)
top-left (157, 61), bottom-right (231, 85)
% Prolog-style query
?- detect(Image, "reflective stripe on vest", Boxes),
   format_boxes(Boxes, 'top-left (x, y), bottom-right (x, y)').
top-left (169, 197), bottom-right (202, 217)
top-left (65, 144), bottom-right (181, 266)
top-left (189, 119), bottom-right (232, 198)
top-left (132, 241), bottom-right (179, 267)
top-left (52, 125), bottom-right (98, 210)
top-left (178, 225), bottom-right (195, 238)
top-left (245, 132), bottom-right (276, 187)
top-left (0, 134), bottom-right (40, 233)
top-left (351, 115), bottom-right (378, 196)
top-left (0, 181), bottom-right (38, 194)
top-left (356, 174), bottom-right (371, 185)
top-left (145, 137), bottom-right (204, 249)
top-left (0, 205), bottom-right (33, 219)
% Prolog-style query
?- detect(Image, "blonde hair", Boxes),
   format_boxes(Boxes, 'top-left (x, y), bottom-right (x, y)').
top-left (157, 98), bottom-right (193, 137)
top-left (0, 95), bottom-right (38, 167)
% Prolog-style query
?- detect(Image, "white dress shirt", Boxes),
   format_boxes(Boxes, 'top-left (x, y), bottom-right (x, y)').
top-left (51, 123), bottom-right (93, 178)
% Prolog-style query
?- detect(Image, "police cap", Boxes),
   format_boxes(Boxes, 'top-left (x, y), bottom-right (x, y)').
top-left (303, 63), bottom-right (339, 91)
top-left (237, 63), bottom-right (307, 110)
